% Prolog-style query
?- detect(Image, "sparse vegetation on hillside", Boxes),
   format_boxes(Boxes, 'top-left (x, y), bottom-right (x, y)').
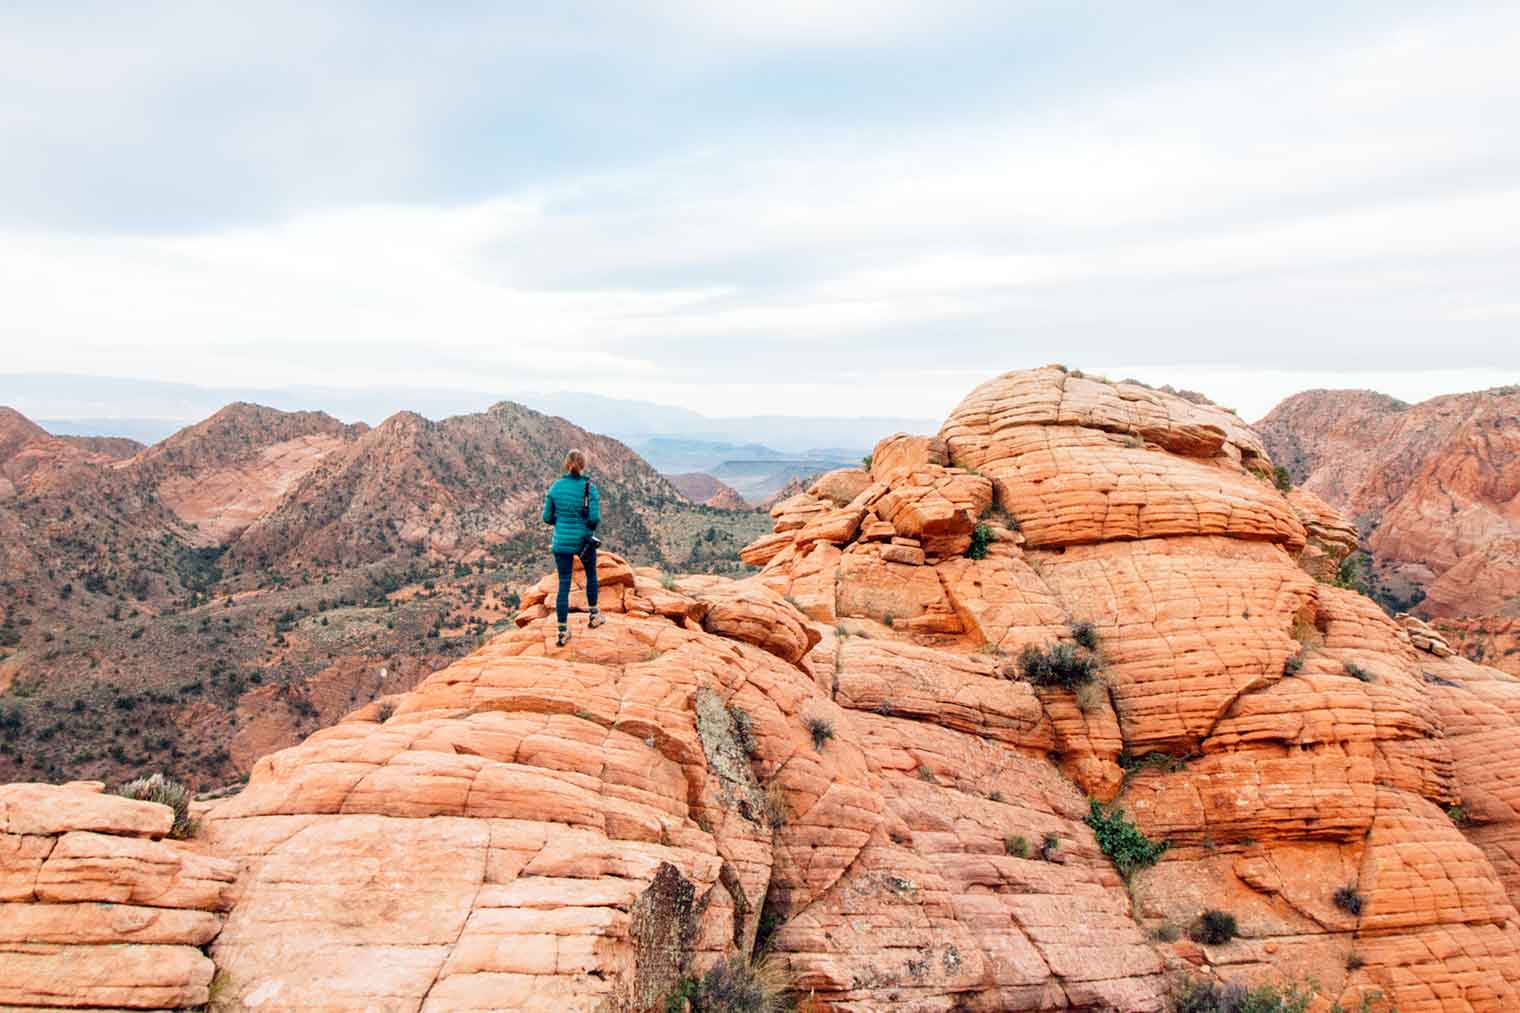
top-left (0, 398), bottom-right (777, 789)
top-left (1172, 977), bottom-right (1311, 1013)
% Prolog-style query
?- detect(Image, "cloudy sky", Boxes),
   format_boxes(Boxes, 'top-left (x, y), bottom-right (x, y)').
top-left (1, 1), bottom-right (1516, 421)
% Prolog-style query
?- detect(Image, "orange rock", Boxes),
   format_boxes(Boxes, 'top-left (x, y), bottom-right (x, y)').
top-left (0, 782), bottom-right (235, 1012)
top-left (0, 783), bottom-right (173, 839)
top-left (809, 468), bottom-right (873, 506)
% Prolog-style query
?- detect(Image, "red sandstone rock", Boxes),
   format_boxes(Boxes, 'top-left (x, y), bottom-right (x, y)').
top-left (0, 783), bottom-right (235, 1011)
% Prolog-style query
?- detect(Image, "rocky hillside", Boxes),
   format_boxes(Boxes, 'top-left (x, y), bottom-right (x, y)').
top-left (1258, 386), bottom-right (1520, 617)
top-left (14, 367), bottom-right (1520, 1012)
top-left (665, 471), bottom-right (750, 510)
top-left (0, 401), bottom-right (767, 789)
top-left (1259, 385), bottom-right (1520, 676)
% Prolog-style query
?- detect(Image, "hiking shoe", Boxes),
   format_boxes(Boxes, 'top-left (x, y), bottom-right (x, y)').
top-left (587, 610), bottom-right (605, 629)
top-left (556, 627), bottom-right (571, 647)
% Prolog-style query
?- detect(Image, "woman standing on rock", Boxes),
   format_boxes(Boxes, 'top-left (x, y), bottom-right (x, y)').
top-left (542, 449), bottom-right (604, 646)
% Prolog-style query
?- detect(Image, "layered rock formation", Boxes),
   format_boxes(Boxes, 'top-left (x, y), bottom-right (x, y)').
top-left (11, 367), bottom-right (1520, 1011)
top-left (0, 781), bottom-right (236, 1009)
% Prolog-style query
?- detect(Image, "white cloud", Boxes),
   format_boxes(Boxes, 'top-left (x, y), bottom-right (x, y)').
top-left (0, 3), bottom-right (1516, 417)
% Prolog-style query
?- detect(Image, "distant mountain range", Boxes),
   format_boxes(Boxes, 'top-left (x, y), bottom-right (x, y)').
top-left (2, 373), bottom-right (935, 456)
top-left (0, 398), bottom-right (770, 789)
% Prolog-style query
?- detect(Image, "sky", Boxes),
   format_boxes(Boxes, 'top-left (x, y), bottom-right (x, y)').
top-left (1, 1), bottom-right (1516, 421)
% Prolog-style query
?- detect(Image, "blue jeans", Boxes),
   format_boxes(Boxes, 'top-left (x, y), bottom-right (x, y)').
top-left (553, 545), bottom-right (598, 625)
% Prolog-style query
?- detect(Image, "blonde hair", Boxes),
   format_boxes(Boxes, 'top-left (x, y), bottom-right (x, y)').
top-left (563, 449), bottom-right (586, 476)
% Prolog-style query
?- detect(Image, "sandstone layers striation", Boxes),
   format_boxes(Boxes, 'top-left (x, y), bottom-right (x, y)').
top-left (0, 781), bottom-right (236, 1009)
top-left (9, 368), bottom-right (1520, 1011)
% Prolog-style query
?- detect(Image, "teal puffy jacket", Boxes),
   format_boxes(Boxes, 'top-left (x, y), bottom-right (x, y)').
top-left (542, 473), bottom-right (601, 553)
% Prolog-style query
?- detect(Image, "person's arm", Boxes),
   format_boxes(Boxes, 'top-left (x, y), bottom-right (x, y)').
top-left (587, 480), bottom-right (601, 529)
top-left (542, 485), bottom-right (556, 525)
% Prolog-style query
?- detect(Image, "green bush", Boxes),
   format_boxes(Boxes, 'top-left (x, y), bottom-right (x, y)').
top-left (1019, 642), bottom-right (1102, 689)
top-left (1273, 466), bottom-right (1293, 493)
top-left (1283, 652), bottom-right (1304, 676)
top-left (116, 772), bottom-right (196, 839)
top-left (1004, 834), bottom-right (1029, 858)
top-left (1086, 800), bottom-right (1168, 876)
top-left (968, 522), bottom-right (995, 560)
top-left (1188, 909), bottom-right (1239, 946)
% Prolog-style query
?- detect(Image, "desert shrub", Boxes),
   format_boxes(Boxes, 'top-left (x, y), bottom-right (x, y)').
top-left (1283, 652), bottom-right (1304, 677)
top-left (375, 701), bottom-right (395, 723)
top-left (664, 954), bottom-right (790, 1013)
top-left (1004, 834), bottom-right (1029, 858)
top-left (968, 523), bottom-right (995, 560)
top-left (1273, 466), bottom-right (1293, 492)
top-left (729, 705), bottom-right (757, 756)
top-left (1344, 661), bottom-right (1375, 683)
top-left (1041, 833), bottom-right (1062, 860)
top-left (1173, 977), bottom-right (1311, 1013)
top-left (1070, 620), bottom-right (1100, 651)
top-left (861, 454), bottom-right (873, 471)
top-left (1150, 922), bottom-right (1181, 943)
top-left (1019, 642), bottom-right (1101, 689)
top-left (116, 772), bottom-right (195, 839)
top-left (1446, 803), bottom-right (1471, 826)
top-left (804, 715), bottom-right (834, 751)
top-left (1188, 909), bottom-right (1239, 946)
top-left (1333, 885), bottom-right (1364, 916)
top-left (1087, 800), bottom-right (1168, 876)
